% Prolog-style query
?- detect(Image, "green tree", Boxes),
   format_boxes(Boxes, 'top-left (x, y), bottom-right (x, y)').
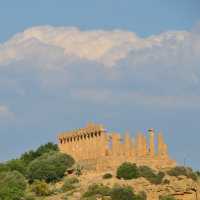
top-left (6, 159), bottom-right (26, 176)
top-left (20, 142), bottom-right (58, 165)
top-left (117, 162), bottom-right (139, 180)
top-left (0, 171), bottom-right (27, 200)
top-left (110, 186), bottom-right (134, 200)
top-left (27, 151), bottom-right (74, 182)
top-left (36, 142), bottom-right (58, 155)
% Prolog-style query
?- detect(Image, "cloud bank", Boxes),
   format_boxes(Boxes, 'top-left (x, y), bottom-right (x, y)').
top-left (0, 25), bottom-right (200, 108)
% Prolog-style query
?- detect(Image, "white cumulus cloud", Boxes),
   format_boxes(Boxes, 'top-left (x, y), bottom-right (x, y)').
top-left (0, 25), bottom-right (200, 108)
top-left (0, 25), bottom-right (192, 67)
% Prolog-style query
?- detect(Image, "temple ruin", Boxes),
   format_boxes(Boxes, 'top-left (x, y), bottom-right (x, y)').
top-left (58, 123), bottom-right (176, 171)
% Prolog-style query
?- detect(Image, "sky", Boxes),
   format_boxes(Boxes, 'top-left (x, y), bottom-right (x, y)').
top-left (0, 0), bottom-right (200, 169)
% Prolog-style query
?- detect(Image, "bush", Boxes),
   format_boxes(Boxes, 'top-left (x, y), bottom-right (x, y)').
top-left (27, 151), bottom-right (74, 182)
top-left (138, 166), bottom-right (165, 185)
top-left (117, 162), bottom-right (139, 180)
top-left (0, 171), bottom-right (27, 200)
top-left (62, 177), bottom-right (79, 192)
top-left (0, 163), bottom-right (9, 173)
top-left (110, 186), bottom-right (134, 200)
top-left (167, 166), bottom-right (197, 181)
top-left (6, 159), bottom-right (27, 176)
top-left (103, 173), bottom-right (113, 179)
top-left (83, 184), bottom-right (111, 198)
top-left (36, 142), bottom-right (58, 155)
top-left (30, 180), bottom-right (51, 196)
top-left (21, 142), bottom-right (58, 165)
top-left (159, 195), bottom-right (176, 200)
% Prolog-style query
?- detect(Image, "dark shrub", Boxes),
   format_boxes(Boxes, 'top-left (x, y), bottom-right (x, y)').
top-left (167, 166), bottom-right (197, 181)
top-left (27, 151), bottom-right (74, 182)
top-left (0, 171), bottom-right (27, 200)
top-left (6, 159), bottom-right (27, 176)
top-left (159, 195), bottom-right (176, 200)
top-left (117, 162), bottom-right (139, 180)
top-left (83, 184), bottom-right (111, 198)
top-left (0, 163), bottom-right (9, 173)
top-left (138, 166), bottom-right (165, 184)
top-left (103, 173), bottom-right (113, 179)
top-left (36, 142), bottom-right (58, 155)
top-left (21, 142), bottom-right (58, 165)
top-left (154, 171), bottom-right (165, 185)
top-left (110, 186), bottom-right (134, 200)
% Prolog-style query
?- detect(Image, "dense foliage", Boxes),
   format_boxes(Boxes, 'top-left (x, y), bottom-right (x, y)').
top-left (117, 162), bottom-right (139, 180)
top-left (27, 151), bottom-right (74, 182)
top-left (116, 162), bottom-right (165, 184)
top-left (167, 166), bottom-right (198, 181)
top-left (82, 184), bottom-right (146, 200)
top-left (0, 171), bottom-right (27, 200)
top-left (0, 142), bottom-right (59, 177)
top-left (20, 142), bottom-right (58, 165)
top-left (138, 166), bottom-right (165, 185)
top-left (110, 186), bottom-right (135, 200)
top-left (0, 142), bottom-right (76, 199)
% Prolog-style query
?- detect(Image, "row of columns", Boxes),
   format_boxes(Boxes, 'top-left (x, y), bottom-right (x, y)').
top-left (110, 129), bottom-right (169, 159)
top-left (58, 127), bottom-right (169, 161)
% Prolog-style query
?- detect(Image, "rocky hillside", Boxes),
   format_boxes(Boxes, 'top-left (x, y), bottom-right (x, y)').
top-left (43, 170), bottom-right (200, 200)
top-left (0, 143), bottom-right (200, 200)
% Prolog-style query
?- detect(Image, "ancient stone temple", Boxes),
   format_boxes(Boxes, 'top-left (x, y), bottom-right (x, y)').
top-left (58, 123), bottom-right (176, 171)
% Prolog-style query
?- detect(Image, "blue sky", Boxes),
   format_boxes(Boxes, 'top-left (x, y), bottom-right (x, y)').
top-left (0, 0), bottom-right (200, 169)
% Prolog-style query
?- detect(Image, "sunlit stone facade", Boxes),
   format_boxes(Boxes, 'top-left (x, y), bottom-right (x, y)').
top-left (58, 123), bottom-right (176, 171)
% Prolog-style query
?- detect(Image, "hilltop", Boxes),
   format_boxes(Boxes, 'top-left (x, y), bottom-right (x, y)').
top-left (0, 143), bottom-right (200, 200)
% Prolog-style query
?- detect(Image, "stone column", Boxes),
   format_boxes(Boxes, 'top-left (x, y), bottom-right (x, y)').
top-left (141, 134), bottom-right (147, 156)
top-left (124, 132), bottom-right (133, 157)
top-left (135, 133), bottom-right (143, 157)
top-left (111, 133), bottom-right (121, 156)
top-left (158, 132), bottom-right (168, 158)
top-left (149, 128), bottom-right (155, 157)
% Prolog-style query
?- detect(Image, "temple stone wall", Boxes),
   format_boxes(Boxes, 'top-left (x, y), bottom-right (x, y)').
top-left (58, 123), bottom-right (176, 171)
